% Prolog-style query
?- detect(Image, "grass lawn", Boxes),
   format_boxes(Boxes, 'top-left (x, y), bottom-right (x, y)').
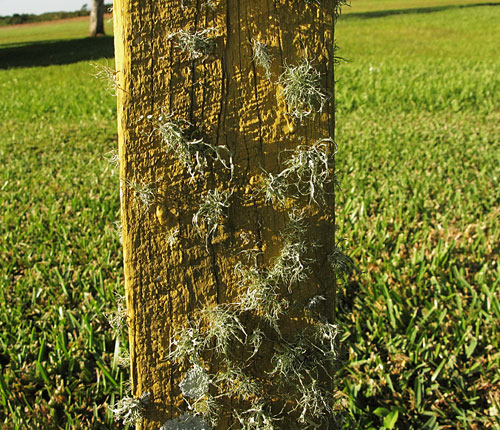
top-left (0, 17), bottom-right (122, 429)
top-left (336, 1), bottom-right (500, 428)
top-left (0, 1), bottom-right (499, 428)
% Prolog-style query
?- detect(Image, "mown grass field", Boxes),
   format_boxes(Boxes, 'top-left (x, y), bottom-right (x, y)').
top-left (336, 1), bottom-right (500, 428)
top-left (0, 18), bottom-right (122, 429)
top-left (0, 1), bottom-right (499, 429)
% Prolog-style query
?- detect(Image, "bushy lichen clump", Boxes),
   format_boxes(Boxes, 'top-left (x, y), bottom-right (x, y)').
top-left (261, 138), bottom-right (336, 206)
top-left (91, 62), bottom-right (120, 95)
top-left (161, 413), bottom-right (211, 430)
top-left (104, 293), bottom-right (127, 333)
top-left (110, 392), bottom-right (150, 426)
top-left (126, 179), bottom-right (156, 211)
top-left (278, 58), bottom-right (329, 121)
top-left (252, 39), bottom-right (273, 80)
top-left (166, 213), bottom-right (342, 428)
top-left (151, 111), bottom-right (233, 182)
top-left (167, 28), bottom-right (218, 60)
top-left (193, 189), bottom-right (233, 247)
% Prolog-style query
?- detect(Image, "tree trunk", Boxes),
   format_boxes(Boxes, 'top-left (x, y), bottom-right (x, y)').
top-left (89, 0), bottom-right (105, 37)
top-left (113, 0), bottom-right (337, 428)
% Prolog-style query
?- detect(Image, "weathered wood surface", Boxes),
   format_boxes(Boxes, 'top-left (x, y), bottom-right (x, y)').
top-left (114, 0), bottom-right (335, 428)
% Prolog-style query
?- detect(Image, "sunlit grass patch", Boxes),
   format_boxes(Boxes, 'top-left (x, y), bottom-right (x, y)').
top-left (0, 1), bottom-right (499, 428)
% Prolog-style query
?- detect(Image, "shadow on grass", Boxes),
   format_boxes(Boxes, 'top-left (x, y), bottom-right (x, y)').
top-left (341, 1), bottom-right (500, 20)
top-left (0, 36), bottom-right (114, 69)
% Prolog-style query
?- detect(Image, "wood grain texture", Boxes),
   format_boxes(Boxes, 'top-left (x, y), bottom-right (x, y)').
top-left (114, 0), bottom-right (336, 428)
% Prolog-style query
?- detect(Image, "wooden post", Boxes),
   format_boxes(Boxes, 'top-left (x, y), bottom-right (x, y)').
top-left (113, 0), bottom-right (336, 428)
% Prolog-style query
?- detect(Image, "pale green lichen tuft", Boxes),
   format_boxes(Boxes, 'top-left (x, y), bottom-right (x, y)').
top-left (167, 28), bottom-right (218, 60)
top-left (161, 413), bottom-right (211, 430)
top-left (179, 365), bottom-right (211, 399)
top-left (126, 179), bottom-right (156, 211)
top-left (91, 62), bottom-right (120, 95)
top-left (152, 111), bottom-right (233, 182)
top-left (261, 138), bottom-right (336, 206)
top-left (278, 57), bottom-right (328, 121)
top-left (193, 189), bottom-right (233, 247)
top-left (109, 392), bottom-right (150, 426)
top-left (252, 39), bottom-right (273, 81)
top-left (199, 305), bottom-right (246, 355)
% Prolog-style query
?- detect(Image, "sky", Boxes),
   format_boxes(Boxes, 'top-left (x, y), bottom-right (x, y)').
top-left (0, 0), bottom-right (88, 16)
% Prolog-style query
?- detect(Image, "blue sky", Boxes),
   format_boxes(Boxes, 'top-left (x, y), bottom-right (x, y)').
top-left (0, 0), bottom-right (88, 16)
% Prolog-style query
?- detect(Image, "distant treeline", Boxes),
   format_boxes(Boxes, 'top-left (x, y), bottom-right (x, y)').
top-left (0, 4), bottom-right (113, 27)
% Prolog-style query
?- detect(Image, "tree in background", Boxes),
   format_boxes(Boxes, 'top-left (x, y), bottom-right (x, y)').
top-left (89, 0), bottom-right (104, 37)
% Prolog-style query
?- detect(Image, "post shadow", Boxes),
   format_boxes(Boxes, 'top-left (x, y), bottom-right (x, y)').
top-left (341, 1), bottom-right (499, 20)
top-left (0, 36), bottom-right (114, 69)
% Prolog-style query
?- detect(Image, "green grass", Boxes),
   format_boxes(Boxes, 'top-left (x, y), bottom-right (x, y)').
top-left (0, 2), bottom-right (499, 428)
top-left (336, 2), bottom-right (500, 429)
top-left (0, 22), bottom-right (123, 428)
top-left (0, 18), bottom-right (113, 47)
